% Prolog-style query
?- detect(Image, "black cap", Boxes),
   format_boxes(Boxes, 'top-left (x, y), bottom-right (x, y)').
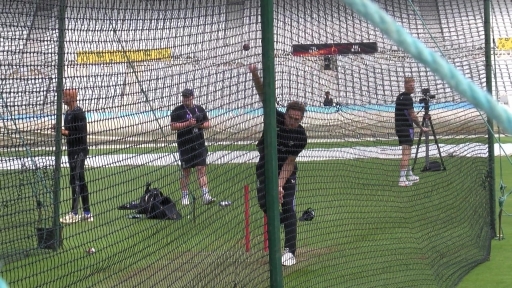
top-left (181, 89), bottom-right (194, 97)
top-left (298, 208), bottom-right (315, 222)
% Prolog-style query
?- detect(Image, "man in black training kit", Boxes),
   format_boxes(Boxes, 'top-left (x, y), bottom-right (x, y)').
top-left (323, 91), bottom-right (334, 107)
top-left (249, 64), bottom-right (308, 266)
top-left (171, 88), bottom-right (215, 205)
top-left (394, 77), bottom-right (429, 187)
top-left (59, 88), bottom-right (93, 224)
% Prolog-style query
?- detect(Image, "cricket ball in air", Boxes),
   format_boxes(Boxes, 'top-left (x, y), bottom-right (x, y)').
top-left (243, 43), bottom-right (250, 51)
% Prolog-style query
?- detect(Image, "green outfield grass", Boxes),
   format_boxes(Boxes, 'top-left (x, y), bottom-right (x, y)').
top-left (1, 151), bottom-right (499, 287)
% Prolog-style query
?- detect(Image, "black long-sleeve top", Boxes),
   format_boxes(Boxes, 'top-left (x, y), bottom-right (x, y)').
top-left (63, 106), bottom-right (88, 152)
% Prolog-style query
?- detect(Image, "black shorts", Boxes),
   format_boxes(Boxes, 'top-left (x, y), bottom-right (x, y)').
top-left (178, 146), bottom-right (207, 169)
top-left (395, 128), bottom-right (414, 146)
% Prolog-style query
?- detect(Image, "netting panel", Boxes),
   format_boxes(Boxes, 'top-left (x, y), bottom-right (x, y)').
top-left (0, 0), bottom-right (510, 287)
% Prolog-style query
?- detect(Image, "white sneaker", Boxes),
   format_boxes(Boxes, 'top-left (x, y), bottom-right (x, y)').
top-left (60, 212), bottom-right (80, 224)
top-left (281, 248), bottom-right (296, 266)
top-left (398, 178), bottom-right (412, 187)
top-left (82, 213), bottom-right (94, 222)
top-left (203, 194), bottom-right (215, 205)
top-left (407, 174), bottom-right (419, 183)
top-left (182, 196), bottom-right (190, 206)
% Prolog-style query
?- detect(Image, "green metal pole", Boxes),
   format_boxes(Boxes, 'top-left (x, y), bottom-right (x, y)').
top-left (484, 0), bottom-right (496, 239)
top-left (53, 0), bottom-right (67, 251)
top-left (260, 0), bottom-right (284, 287)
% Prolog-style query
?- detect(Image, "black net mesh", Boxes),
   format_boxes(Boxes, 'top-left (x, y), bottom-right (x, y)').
top-left (1, 0), bottom-right (510, 287)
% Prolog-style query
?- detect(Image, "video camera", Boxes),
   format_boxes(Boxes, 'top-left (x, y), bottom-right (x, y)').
top-left (418, 88), bottom-right (435, 105)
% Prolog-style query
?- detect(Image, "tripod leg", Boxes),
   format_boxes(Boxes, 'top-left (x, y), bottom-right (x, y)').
top-left (429, 120), bottom-right (446, 170)
top-left (498, 209), bottom-right (503, 240)
top-left (411, 117), bottom-right (426, 171)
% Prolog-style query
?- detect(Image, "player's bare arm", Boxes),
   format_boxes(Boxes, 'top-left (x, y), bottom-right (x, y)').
top-left (249, 64), bottom-right (264, 102)
top-left (408, 108), bottom-right (429, 132)
top-left (171, 119), bottom-right (195, 131)
top-left (198, 120), bottom-right (210, 130)
top-left (249, 64), bottom-right (283, 107)
top-left (276, 156), bottom-right (297, 203)
top-left (49, 123), bottom-right (67, 136)
top-left (278, 156), bottom-right (297, 188)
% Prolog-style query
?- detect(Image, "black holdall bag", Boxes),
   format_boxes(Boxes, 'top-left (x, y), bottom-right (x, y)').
top-left (147, 196), bottom-right (182, 220)
top-left (136, 182), bottom-right (182, 220)
top-left (136, 184), bottom-right (163, 215)
top-left (425, 161), bottom-right (442, 172)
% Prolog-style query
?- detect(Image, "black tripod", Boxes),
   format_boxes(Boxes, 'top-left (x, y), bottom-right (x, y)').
top-left (411, 101), bottom-right (446, 172)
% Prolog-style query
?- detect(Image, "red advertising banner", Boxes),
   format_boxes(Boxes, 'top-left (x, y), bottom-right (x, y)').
top-left (292, 42), bottom-right (378, 56)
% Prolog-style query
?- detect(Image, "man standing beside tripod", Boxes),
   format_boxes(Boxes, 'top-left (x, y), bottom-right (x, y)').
top-left (394, 77), bottom-right (429, 187)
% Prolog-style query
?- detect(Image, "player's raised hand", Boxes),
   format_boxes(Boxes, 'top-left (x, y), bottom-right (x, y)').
top-left (248, 64), bottom-right (257, 73)
top-left (278, 187), bottom-right (284, 204)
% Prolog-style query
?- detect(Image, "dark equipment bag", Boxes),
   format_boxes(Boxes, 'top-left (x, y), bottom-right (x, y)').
top-left (424, 161), bottom-right (443, 172)
top-left (135, 182), bottom-right (182, 220)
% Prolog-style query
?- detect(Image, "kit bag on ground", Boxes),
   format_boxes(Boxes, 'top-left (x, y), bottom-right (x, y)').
top-left (136, 182), bottom-right (182, 220)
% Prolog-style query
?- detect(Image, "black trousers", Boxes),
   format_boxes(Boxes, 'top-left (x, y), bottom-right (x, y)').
top-left (256, 167), bottom-right (297, 256)
top-left (68, 150), bottom-right (90, 214)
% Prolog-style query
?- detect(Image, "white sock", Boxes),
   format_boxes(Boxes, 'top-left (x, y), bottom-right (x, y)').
top-left (182, 191), bottom-right (188, 198)
top-left (202, 187), bottom-right (209, 196)
top-left (399, 169), bottom-right (407, 178)
top-left (407, 166), bottom-right (414, 176)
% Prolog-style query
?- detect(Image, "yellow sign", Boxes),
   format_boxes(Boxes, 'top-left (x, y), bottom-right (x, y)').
top-left (77, 48), bottom-right (171, 64)
top-left (497, 38), bottom-right (512, 51)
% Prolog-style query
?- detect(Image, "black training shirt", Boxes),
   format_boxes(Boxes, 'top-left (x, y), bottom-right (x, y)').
top-left (394, 92), bottom-right (414, 129)
top-left (64, 106), bottom-right (88, 152)
top-left (257, 109), bottom-right (307, 174)
top-left (323, 98), bottom-right (333, 106)
top-left (170, 104), bottom-right (208, 150)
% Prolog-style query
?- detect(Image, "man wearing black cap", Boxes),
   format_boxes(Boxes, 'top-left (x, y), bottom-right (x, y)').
top-left (249, 65), bottom-right (308, 266)
top-left (171, 89), bottom-right (215, 205)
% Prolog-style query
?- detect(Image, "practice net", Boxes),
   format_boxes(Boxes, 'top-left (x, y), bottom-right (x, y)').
top-left (1, 0), bottom-right (510, 287)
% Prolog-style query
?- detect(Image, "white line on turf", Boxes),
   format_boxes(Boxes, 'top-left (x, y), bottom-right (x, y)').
top-left (0, 143), bottom-right (507, 170)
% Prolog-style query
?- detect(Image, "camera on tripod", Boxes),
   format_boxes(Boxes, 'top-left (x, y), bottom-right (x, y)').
top-left (418, 88), bottom-right (435, 105)
top-left (412, 87), bottom-right (446, 172)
